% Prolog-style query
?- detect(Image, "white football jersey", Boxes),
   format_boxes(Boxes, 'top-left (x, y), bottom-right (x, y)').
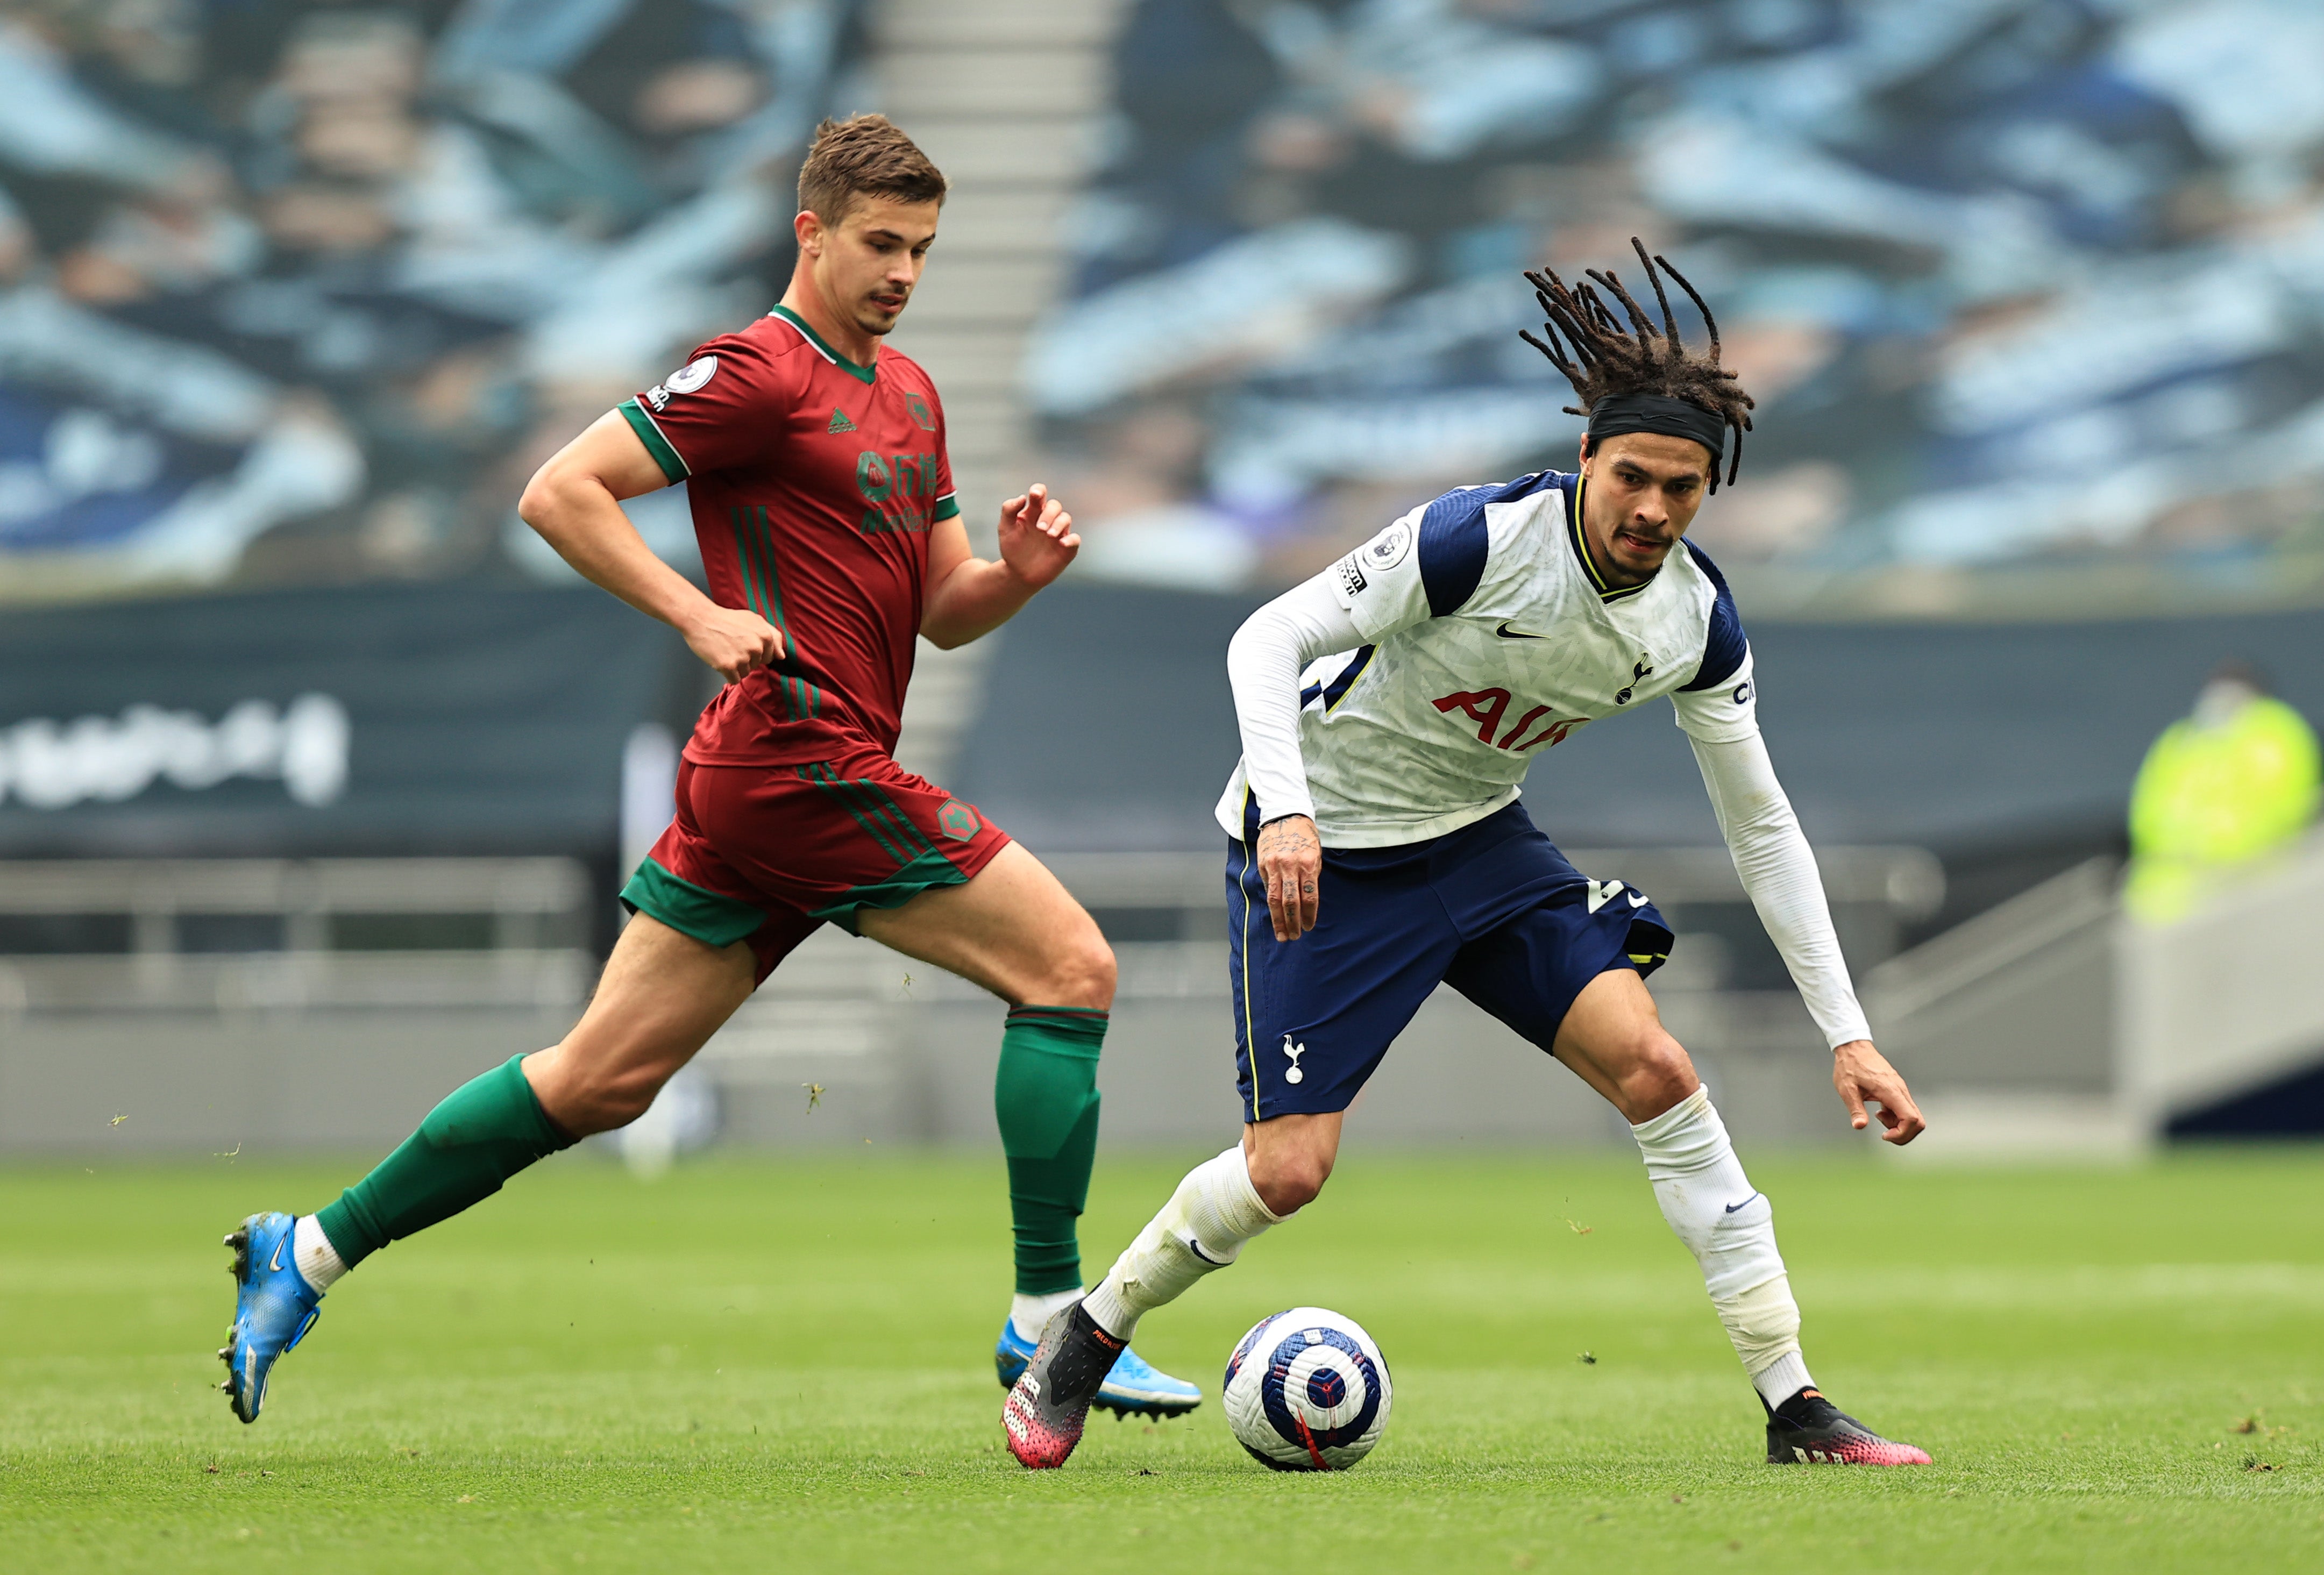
top-left (1214, 469), bottom-right (1761, 847)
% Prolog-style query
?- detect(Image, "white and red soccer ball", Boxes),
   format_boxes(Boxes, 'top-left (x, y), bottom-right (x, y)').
top-left (1223, 1307), bottom-right (1392, 1471)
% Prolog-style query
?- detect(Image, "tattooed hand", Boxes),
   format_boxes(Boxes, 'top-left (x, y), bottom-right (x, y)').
top-left (1255, 814), bottom-right (1323, 942)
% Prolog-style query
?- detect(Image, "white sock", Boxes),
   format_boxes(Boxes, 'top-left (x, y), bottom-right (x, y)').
top-left (1630, 1088), bottom-right (1813, 1406)
top-left (293, 1215), bottom-right (348, 1292)
top-left (1749, 1343), bottom-right (1813, 1409)
top-left (1083, 1144), bottom-right (1283, 1341)
top-left (1010, 1286), bottom-right (1083, 1344)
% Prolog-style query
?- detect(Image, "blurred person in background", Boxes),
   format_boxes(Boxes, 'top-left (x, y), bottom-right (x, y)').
top-left (2126, 661), bottom-right (2321, 922)
top-left (212, 115), bottom-right (1200, 1431)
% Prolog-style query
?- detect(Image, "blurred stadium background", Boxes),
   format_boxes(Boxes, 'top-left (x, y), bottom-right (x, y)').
top-left (3, 0), bottom-right (2323, 1165)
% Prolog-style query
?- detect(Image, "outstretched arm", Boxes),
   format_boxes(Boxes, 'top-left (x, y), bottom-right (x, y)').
top-left (518, 411), bottom-right (783, 683)
top-left (920, 484), bottom-right (1079, 648)
top-left (1687, 729), bottom-right (1927, 1145)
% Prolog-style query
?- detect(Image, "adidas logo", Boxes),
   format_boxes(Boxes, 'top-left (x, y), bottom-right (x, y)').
top-left (827, 408), bottom-right (856, 433)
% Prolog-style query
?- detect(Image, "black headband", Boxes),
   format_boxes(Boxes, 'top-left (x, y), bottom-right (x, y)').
top-left (1584, 394), bottom-right (1725, 465)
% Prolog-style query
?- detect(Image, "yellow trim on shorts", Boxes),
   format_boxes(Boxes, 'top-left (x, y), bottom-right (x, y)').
top-left (1237, 787), bottom-right (1261, 1122)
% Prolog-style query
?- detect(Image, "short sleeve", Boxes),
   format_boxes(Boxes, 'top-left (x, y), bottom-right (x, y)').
top-left (932, 443), bottom-right (959, 521)
top-left (1673, 645), bottom-right (1759, 742)
top-left (901, 374), bottom-right (960, 521)
top-left (1677, 540), bottom-right (1747, 692)
top-left (1673, 543), bottom-right (1757, 742)
top-left (618, 334), bottom-right (795, 482)
top-left (1416, 487), bottom-right (1491, 615)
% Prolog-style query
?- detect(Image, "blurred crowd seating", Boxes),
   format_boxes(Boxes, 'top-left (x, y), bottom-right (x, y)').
top-left (0, 0), bottom-right (867, 601)
top-left (1030, 0), bottom-right (2324, 610)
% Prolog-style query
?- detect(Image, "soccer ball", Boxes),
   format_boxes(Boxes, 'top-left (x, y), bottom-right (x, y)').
top-left (1221, 1307), bottom-right (1392, 1471)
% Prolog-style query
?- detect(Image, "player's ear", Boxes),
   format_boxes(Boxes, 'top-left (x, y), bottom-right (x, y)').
top-left (1577, 434), bottom-right (1594, 474)
top-left (794, 209), bottom-right (823, 255)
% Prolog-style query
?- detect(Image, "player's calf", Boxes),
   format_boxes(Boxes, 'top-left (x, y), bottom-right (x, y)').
top-left (1633, 1087), bottom-right (1808, 1398)
top-left (1080, 1144), bottom-right (1284, 1345)
top-left (1627, 1086), bottom-right (1930, 1463)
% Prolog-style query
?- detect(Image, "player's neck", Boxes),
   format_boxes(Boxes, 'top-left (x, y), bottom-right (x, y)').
top-left (1584, 527), bottom-right (1651, 590)
top-left (1570, 476), bottom-right (1658, 593)
top-left (778, 277), bottom-right (883, 371)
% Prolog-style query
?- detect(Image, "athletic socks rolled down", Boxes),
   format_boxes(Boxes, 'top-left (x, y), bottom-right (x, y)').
top-left (1630, 1086), bottom-right (1815, 1407)
top-left (1084, 1144), bottom-right (1283, 1342)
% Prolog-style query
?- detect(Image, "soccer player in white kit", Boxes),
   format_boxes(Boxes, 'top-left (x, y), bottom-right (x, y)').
top-left (1006, 245), bottom-right (1931, 1470)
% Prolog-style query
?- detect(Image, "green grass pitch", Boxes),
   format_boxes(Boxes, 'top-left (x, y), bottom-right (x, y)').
top-left (3, 1146), bottom-right (2319, 1572)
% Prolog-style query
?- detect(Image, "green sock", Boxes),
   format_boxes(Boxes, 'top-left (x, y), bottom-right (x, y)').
top-left (314, 1054), bottom-right (577, 1268)
top-left (994, 1006), bottom-right (1106, 1296)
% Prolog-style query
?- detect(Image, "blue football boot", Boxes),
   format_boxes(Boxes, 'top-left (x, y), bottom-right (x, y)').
top-left (994, 1313), bottom-right (1200, 1420)
top-left (218, 1212), bottom-right (323, 1423)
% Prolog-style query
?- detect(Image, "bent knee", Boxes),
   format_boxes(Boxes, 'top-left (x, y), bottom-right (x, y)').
top-left (1248, 1152), bottom-right (1332, 1216)
top-left (1030, 929), bottom-right (1116, 1010)
top-left (538, 1056), bottom-right (670, 1136)
top-left (1616, 1033), bottom-right (1700, 1124)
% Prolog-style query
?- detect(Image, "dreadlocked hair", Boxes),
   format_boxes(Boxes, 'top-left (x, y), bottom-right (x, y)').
top-left (1518, 238), bottom-right (1756, 490)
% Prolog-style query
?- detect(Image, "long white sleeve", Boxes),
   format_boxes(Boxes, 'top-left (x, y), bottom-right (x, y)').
top-left (1687, 730), bottom-right (1873, 1049)
top-left (1225, 573), bottom-right (1369, 825)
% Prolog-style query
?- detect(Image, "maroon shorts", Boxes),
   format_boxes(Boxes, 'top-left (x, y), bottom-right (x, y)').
top-left (621, 742), bottom-right (1013, 982)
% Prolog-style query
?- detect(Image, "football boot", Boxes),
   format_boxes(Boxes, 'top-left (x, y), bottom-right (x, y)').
top-left (993, 1316), bottom-right (1200, 1420)
top-left (218, 1212), bottom-right (324, 1424)
top-left (1765, 1388), bottom-right (1931, 1465)
top-left (1003, 1302), bottom-right (1121, 1469)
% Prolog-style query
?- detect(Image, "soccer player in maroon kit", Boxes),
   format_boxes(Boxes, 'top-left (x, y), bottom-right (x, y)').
top-left (215, 116), bottom-right (1199, 1424)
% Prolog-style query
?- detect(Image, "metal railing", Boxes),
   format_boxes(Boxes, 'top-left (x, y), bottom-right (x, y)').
top-left (0, 857), bottom-right (596, 1013)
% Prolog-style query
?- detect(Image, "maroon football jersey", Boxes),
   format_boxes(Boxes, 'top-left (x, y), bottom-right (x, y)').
top-left (620, 305), bottom-right (959, 766)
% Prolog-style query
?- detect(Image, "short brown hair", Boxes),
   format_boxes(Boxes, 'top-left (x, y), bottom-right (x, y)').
top-left (797, 115), bottom-right (947, 225)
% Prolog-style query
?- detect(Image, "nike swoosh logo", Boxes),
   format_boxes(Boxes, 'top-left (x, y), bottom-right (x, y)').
top-left (1495, 621), bottom-right (1549, 640)
top-left (269, 1237), bottom-right (286, 1273)
top-left (1628, 892), bottom-right (1648, 906)
top-left (1185, 1236), bottom-right (1228, 1267)
top-left (1724, 1194), bottom-right (1761, 1214)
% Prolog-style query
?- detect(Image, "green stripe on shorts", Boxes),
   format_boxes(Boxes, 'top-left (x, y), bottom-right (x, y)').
top-left (839, 772), bottom-right (939, 861)
top-left (621, 857), bottom-right (765, 948)
top-left (809, 763), bottom-right (941, 865)
top-left (799, 764), bottom-right (913, 866)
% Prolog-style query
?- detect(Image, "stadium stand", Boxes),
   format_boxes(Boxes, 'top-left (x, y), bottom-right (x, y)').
top-left (5, 2), bottom-right (2324, 1157)
top-left (1029, 0), bottom-right (2324, 615)
top-left (0, 0), bottom-right (871, 600)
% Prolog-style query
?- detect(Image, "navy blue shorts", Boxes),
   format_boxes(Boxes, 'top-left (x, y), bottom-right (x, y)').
top-left (1226, 800), bottom-right (1673, 1121)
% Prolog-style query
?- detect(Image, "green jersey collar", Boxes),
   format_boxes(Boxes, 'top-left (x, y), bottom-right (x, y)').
top-left (770, 304), bottom-right (876, 384)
